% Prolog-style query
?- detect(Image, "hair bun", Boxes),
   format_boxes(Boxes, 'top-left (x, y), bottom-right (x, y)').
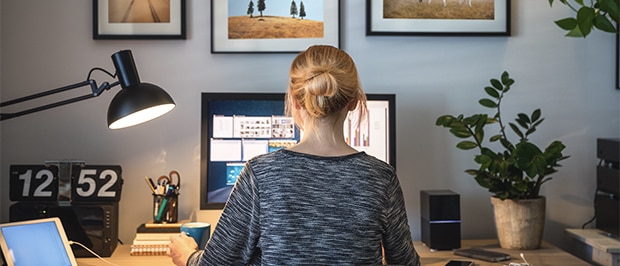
top-left (305, 67), bottom-right (337, 97)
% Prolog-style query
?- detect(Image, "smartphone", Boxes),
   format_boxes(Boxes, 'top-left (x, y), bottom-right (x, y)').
top-left (445, 259), bottom-right (475, 266)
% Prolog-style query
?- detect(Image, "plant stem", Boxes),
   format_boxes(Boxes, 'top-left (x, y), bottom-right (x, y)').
top-left (496, 91), bottom-right (510, 142)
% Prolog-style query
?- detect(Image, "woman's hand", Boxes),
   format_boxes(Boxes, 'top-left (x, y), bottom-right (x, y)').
top-left (168, 233), bottom-right (199, 266)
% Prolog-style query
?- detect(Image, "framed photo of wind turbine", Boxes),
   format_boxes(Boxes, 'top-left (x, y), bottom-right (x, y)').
top-left (93, 0), bottom-right (186, 39)
top-left (211, 0), bottom-right (340, 53)
top-left (366, 0), bottom-right (511, 36)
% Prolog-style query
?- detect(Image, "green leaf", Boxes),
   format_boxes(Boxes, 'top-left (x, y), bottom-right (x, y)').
top-left (555, 17), bottom-right (578, 30)
top-left (474, 153), bottom-right (492, 164)
top-left (599, 0), bottom-right (620, 23)
top-left (490, 134), bottom-right (502, 142)
top-left (509, 123), bottom-right (524, 139)
top-left (474, 176), bottom-right (492, 189)
top-left (436, 115), bottom-right (455, 126)
top-left (474, 115), bottom-right (487, 131)
top-left (450, 128), bottom-right (471, 138)
top-left (593, 14), bottom-right (617, 33)
top-left (574, 0), bottom-right (584, 5)
top-left (490, 79), bottom-right (503, 91)
top-left (463, 115), bottom-right (482, 125)
top-left (531, 109), bottom-right (541, 122)
top-left (516, 118), bottom-right (529, 129)
top-left (517, 113), bottom-right (531, 124)
top-left (479, 99), bottom-right (497, 108)
top-left (501, 71), bottom-right (510, 85)
top-left (474, 129), bottom-right (484, 144)
top-left (500, 138), bottom-right (513, 150)
top-left (576, 7), bottom-right (596, 37)
top-left (565, 26), bottom-right (585, 37)
top-left (532, 118), bottom-right (545, 128)
top-left (465, 169), bottom-right (478, 176)
top-left (514, 142), bottom-right (543, 169)
top-left (457, 141), bottom-right (478, 150)
top-left (484, 86), bottom-right (500, 98)
top-left (525, 127), bottom-right (537, 136)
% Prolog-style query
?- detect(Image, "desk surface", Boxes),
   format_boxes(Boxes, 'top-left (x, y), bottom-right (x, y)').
top-left (416, 239), bottom-right (589, 266)
top-left (77, 239), bottom-right (588, 266)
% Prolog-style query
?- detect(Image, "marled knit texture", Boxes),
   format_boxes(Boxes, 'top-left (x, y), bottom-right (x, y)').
top-left (188, 149), bottom-right (420, 265)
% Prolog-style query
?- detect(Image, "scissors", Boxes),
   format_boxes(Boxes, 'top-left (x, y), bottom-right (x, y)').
top-left (157, 170), bottom-right (181, 191)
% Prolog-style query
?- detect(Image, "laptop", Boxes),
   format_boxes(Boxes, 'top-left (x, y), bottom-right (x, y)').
top-left (0, 217), bottom-right (78, 266)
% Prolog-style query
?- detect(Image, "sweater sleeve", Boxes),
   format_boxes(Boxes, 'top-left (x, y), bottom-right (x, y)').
top-left (194, 163), bottom-right (261, 265)
top-left (382, 173), bottom-right (421, 266)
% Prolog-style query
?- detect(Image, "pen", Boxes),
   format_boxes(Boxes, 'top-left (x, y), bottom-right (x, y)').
top-left (155, 185), bottom-right (176, 222)
top-left (155, 197), bottom-right (168, 222)
top-left (144, 176), bottom-right (156, 193)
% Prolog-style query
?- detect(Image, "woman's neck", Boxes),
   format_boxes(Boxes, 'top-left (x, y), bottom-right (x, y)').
top-left (289, 118), bottom-right (359, 157)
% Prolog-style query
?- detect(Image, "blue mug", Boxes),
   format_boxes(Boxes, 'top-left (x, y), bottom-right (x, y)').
top-left (180, 222), bottom-right (211, 249)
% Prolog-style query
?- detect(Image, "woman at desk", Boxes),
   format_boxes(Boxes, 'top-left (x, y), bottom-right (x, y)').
top-left (168, 45), bottom-right (420, 266)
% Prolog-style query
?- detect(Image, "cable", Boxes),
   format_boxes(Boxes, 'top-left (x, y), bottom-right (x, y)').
top-left (68, 240), bottom-right (120, 266)
top-left (581, 188), bottom-right (598, 229)
top-left (87, 67), bottom-right (116, 80)
top-left (581, 159), bottom-right (606, 229)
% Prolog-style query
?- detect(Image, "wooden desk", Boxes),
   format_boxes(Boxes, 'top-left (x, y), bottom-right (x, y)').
top-left (415, 239), bottom-right (590, 266)
top-left (566, 228), bottom-right (620, 266)
top-left (77, 239), bottom-right (589, 266)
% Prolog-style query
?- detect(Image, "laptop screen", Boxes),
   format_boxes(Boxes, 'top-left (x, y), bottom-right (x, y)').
top-left (0, 217), bottom-right (77, 266)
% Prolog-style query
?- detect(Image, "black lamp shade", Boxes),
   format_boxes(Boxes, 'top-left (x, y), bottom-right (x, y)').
top-left (107, 82), bottom-right (175, 129)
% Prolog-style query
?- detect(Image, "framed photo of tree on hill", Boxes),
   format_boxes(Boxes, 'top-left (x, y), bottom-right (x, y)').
top-left (211, 0), bottom-right (340, 53)
top-left (366, 0), bottom-right (510, 36)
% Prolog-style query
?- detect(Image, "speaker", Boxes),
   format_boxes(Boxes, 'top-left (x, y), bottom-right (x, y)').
top-left (596, 138), bottom-right (620, 238)
top-left (420, 190), bottom-right (461, 250)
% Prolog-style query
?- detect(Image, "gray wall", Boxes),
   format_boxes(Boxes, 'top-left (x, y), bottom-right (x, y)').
top-left (1, 0), bottom-right (618, 253)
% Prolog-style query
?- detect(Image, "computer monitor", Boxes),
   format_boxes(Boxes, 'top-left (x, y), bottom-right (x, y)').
top-left (200, 92), bottom-right (396, 209)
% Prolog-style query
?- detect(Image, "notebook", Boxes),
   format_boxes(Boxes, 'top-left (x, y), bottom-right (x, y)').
top-left (0, 217), bottom-right (78, 266)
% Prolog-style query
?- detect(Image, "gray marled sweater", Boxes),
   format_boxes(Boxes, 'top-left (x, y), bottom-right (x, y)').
top-left (188, 149), bottom-right (420, 265)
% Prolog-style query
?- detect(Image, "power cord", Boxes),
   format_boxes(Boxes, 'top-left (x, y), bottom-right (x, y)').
top-left (68, 241), bottom-right (120, 266)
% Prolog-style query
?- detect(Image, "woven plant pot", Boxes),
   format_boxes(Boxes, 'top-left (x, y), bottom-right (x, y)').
top-left (490, 196), bottom-right (546, 250)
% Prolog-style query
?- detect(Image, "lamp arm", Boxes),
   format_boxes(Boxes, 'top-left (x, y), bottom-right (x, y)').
top-left (0, 79), bottom-right (120, 121)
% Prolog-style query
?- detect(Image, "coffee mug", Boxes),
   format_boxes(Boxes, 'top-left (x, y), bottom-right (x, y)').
top-left (180, 222), bottom-right (211, 249)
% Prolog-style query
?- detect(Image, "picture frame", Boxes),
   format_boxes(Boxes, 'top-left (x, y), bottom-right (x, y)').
top-left (211, 0), bottom-right (340, 53)
top-left (366, 0), bottom-right (511, 36)
top-left (93, 0), bottom-right (186, 39)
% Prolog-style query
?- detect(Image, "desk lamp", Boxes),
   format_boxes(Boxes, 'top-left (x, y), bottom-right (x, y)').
top-left (0, 50), bottom-right (175, 129)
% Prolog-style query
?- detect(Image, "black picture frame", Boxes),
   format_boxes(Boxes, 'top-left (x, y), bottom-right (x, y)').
top-left (211, 0), bottom-right (340, 53)
top-left (366, 0), bottom-right (511, 36)
top-left (93, 0), bottom-right (186, 40)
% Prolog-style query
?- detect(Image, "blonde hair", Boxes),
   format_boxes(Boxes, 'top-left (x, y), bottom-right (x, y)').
top-left (285, 45), bottom-right (367, 132)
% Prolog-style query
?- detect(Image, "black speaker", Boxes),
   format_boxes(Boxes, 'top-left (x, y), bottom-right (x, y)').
top-left (596, 138), bottom-right (620, 237)
top-left (420, 190), bottom-right (461, 250)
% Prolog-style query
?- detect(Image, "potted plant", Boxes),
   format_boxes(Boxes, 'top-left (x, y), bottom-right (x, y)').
top-left (435, 71), bottom-right (569, 249)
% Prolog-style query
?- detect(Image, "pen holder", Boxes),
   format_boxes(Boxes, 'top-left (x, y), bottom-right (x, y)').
top-left (153, 193), bottom-right (178, 223)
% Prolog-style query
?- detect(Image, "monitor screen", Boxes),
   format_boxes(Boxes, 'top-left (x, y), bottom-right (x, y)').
top-left (200, 93), bottom-right (396, 209)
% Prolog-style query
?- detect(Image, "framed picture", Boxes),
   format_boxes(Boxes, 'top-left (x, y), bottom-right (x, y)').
top-left (93, 0), bottom-right (186, 39)
top-left (366, 0), bottom-right (511, 36)
top-left (211, 0), bottom-right (340, 53)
